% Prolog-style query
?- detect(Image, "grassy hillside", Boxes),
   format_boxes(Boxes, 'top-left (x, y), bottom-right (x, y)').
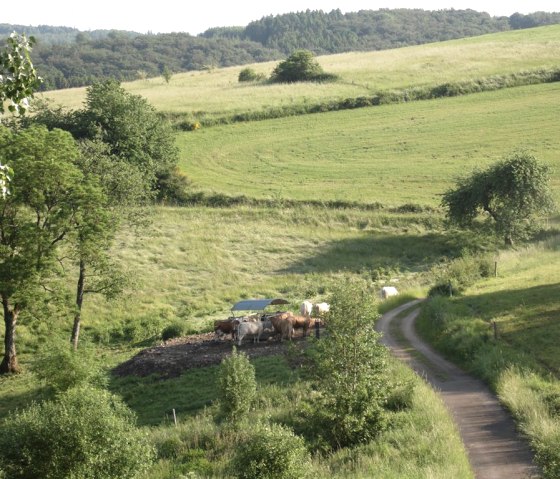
top-left (41, 25), bottom-right (560, 119)
top-left (10, 205), bottom-right (484, 356)
top-left (179, 82), bottom-right (560, 206)
top-left (2, 23), bottom-right (559, 478)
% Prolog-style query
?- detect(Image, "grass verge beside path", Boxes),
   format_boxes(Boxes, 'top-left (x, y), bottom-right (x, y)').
top-left (416, 237), bottom-right (560, 478)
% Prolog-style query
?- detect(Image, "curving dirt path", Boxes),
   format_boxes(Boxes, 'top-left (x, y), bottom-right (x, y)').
top-left (377, 300), bottom-right (540, 479)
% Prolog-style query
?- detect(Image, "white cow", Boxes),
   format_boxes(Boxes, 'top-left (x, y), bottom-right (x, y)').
top-left (300, 300), bottom-right (313, 317)
top-left (313, 302), bottom-right (330, 316)
top-left (380, 286), bottom-right (399, 299)
top-left (237, 321), bottom-right (264, 346)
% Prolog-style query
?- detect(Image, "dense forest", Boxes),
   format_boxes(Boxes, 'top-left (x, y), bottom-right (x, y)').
top-left (3, 9), bottom-right (560, 90)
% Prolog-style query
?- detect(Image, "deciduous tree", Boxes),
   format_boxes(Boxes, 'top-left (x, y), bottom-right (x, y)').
top-left (0, 126), bottom-right (102, 373)
top-left (306, 279), bottom-right (391, 448)
top-left (441, 151), bottom-right (556, 245)
top-left (270, 49), bottom-right (325, 83)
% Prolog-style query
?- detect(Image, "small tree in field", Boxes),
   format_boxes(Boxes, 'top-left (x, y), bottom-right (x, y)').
top-left (217, 347), bottom-right (256, 423)
top-left (162, 65), bottom-right (172, 84)
top-left (307, 279), bottom-right (391, 449)
top-left (441, 151), bottom-right (556, 246)
top-left (270, 50), bottom-right (325, 83)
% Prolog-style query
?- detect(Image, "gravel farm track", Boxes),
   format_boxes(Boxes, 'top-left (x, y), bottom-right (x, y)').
top-left (114, 302), bottom-right (540, 478)
top-left (378, 300), bottom-right (540, 479)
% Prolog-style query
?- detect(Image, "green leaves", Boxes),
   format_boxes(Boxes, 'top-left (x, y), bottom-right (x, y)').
top-left (442, 151), bottom-right (556, 245)
top-left (0, 32), bottom-right (42, 117)
top-left (270, 50), bottom-right (326, 83)
top-left (306, 278), bottom-right (392, 448)
top-left (217, 347), bottom-right (257, 423)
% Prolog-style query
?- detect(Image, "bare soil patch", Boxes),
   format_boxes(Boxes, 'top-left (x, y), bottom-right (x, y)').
top-left (113, 329), bottom-right (314, 378)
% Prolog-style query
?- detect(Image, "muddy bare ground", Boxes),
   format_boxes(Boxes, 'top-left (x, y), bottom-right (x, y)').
top-left (113, 329), bottom-right (314, 378)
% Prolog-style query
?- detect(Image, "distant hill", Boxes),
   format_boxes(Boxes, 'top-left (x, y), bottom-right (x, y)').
top-left (3, 9), bottom-right (560, 90)
top-left (0, 24), bottom-right (139, 44)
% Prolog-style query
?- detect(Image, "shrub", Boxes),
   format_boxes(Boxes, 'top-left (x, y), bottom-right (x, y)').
top-left (429, 251), bottom-right (494, 296)
top-left (230, 423), bottom-right (310, 479)
top-left (161, 321), bottom-right (185, 341)
top-left (304, 278), bottom-right (391, 449)
top-left (238, 67), bottom-right (265, 82)
top-left (270, 50), bottom-right (326, 83)
top-left (0, 386), bottom-right (154, 479)
top-left (31, 339), bottom-right (107, 394)
top-left (217, 347), bottom-right (257, 423)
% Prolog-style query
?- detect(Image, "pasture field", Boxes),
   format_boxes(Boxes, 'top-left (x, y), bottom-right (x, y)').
top-left (11, 204), bottom-right (483, 358)
top-left (2, 22), bottom-right (560, 478)
top-left (179, 82), bottom-right (560, 206)
top-left (40, 25), bottom-right (560, 120)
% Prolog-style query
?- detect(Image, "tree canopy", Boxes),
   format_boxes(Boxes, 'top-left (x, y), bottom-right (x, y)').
top-left (441, 151), bottom-right (556, 245)
top-left (270, 50), bottom-right (332, 83)
top-left (0, 125), bottom-right (104, 372)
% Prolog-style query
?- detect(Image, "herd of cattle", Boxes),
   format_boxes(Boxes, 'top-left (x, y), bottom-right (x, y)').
top-left (213, 309), bottom-right (324, 347)
top-left (214, 288), bottom-right (398, 346)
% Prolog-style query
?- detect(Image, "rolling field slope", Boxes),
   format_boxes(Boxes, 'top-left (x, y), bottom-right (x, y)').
top-left (179, 82), bottom-right (560, 205)
top-left (41, 25), bottom-right (560, 119)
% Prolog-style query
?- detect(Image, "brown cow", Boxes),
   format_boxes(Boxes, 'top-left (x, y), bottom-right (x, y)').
top-left (269, 312), bottom-right (294, 341)
top-left (290, 314), bottom-right (316, 338)
top-left (214, 319), bottom-right (236, 340)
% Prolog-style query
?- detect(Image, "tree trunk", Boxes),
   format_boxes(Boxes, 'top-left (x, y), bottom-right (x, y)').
top-left (71, 259), bottom-right (86, 351)
top-left (0, 296), bottom-right (21, 374)
top-left (504, 235), bottom-right (514, 247)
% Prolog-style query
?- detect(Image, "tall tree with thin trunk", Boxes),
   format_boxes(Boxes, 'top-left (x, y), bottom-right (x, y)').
top-left (0, 126), bottom-right (98, 373)
top-left (69, 139), bottom-right (147, 350)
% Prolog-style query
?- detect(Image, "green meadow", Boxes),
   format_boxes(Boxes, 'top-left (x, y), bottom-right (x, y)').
top-left (2, 24), bottom-right (560, 478)
top-left (179, 82), bottom-right (560, 205)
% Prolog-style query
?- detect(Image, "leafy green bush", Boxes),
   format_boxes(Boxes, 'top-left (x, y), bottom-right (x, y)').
top-left (238, 67), bottom-right (265, 82)
top-left (429, 251), bottom-right (494, 296)
top-left (31, 339), bottom-right (107, 394)
top-left (0, 386), bottom-right (154, 479)
top-left (217, 347), bottom-right (257, 423)
top-left (304, 278), bottom-right (392, 449)
top-left (161, 321), bottom-right (185, 341)
top-left (230, 423), bottom-right (310, 479)
top-left (270, 50), bottom-right (328, 83)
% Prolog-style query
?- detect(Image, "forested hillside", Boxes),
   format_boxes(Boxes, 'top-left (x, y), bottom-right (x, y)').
top-left (0, 24), bottom-right (139, 44)
top-left (3, 9), bottom-right (560, 90)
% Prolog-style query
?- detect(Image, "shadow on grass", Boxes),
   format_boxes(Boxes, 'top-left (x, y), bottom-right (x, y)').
top-left (279, 230), bottom-right (491, 275)
top-left (0, 380), bottom-right (50, 421)
top-left (454, 282), bottom-right (560, 373)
